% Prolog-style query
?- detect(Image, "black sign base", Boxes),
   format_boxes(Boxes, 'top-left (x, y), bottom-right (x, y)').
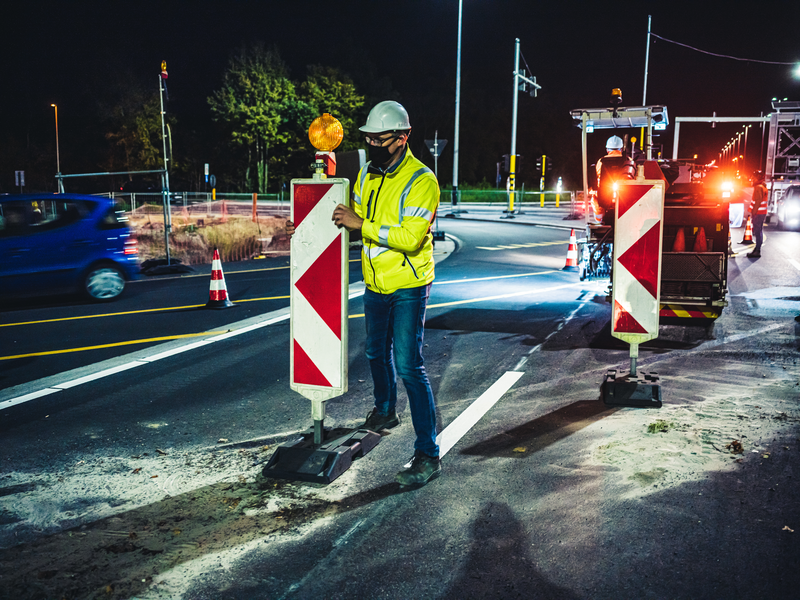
top-left (602, 369), bottom-right (662, 408)
top-left (262, 428), bottom-right (381, 484)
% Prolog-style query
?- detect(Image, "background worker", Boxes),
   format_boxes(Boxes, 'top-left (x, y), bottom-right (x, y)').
top-left (286, 101), bottom-right (442, 486)
top-left (747, 171), bottom-right (768, 258)
top-left (594, 135), bottom-right (635, 224)
top-left (595, 135), bottom-right (624, 181)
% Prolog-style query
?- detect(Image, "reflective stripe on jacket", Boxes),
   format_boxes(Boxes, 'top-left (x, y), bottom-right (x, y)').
top-left (353, 146), bottom-right (439, 294)
top-left (750, 183), bottom-right (768, 215)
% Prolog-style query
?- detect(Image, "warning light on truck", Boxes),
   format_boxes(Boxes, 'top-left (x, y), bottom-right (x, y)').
top-left (721, 181), bottom-right (733, 199)
top-left (308, 113), bottom-right (344, 152)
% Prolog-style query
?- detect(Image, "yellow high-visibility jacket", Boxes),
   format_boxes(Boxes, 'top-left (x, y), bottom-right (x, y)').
top-left (353, 147), bottom-right (440, 294)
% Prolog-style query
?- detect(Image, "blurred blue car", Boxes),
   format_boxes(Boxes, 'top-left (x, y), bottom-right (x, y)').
top-left (0, 194), bottom-right (139, 301)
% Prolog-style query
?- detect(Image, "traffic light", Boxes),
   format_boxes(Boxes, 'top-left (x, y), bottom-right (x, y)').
top-left (546, 157), bottom-right (553, 174)
top-left (536, 156), bottom-right (542, 171)
top-left (503, 154), bottom-right (510, 172)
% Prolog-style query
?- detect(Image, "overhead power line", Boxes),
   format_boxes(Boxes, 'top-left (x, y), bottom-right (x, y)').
top-left (651, 33), bottom-right (797, 65)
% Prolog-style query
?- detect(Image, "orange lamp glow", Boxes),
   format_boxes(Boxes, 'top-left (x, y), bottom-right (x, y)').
top-left (308, 113), bottom-right (343, 152)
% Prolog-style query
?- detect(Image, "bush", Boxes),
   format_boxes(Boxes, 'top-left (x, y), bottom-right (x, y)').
top-left (132, 215), bottom-right (288, 264)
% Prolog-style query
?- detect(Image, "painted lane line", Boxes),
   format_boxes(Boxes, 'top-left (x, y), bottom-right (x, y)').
top-left (1, 388), bottom-right (62, 410)
top-left (1, 312), bottom-right (286, 410)
top-left (349, 282), bottom-right (583, 320)
top-left (0, 332), bottom-right (226, 361)
top-left (433, 270), bottom-right (556, 285)
top-left (52, 361), bottom-right (148, 389)
top-left (1, 296), bottom-right (291, 328)
top-left (427, 282), bottom-right (582, 311)
top-left (437, 371), bottom-right (525, 458)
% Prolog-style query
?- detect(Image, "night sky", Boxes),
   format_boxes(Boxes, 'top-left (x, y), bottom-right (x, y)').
top-left (2, 0), bottom-right (799, 191)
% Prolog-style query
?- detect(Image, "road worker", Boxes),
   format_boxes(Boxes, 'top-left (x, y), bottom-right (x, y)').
top-left (286, 101), bottom-right (442, 486)
top-left (594, 136), bottom-right (635, 224)
top-left (747, 171), bottom-right (768, 258)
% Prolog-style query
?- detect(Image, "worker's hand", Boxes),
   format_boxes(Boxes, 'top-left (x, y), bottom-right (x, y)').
top-left (285, 219), bottom-right (295, 237)
top-left (332, 204), bottom-right (363, 231)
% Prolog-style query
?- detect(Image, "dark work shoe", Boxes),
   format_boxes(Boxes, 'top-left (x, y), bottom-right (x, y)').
top-left (747, 251), bottom-right (761, 258)
top-left (363, 408), bottom-right (400, 432)
top-left (395, 452), bottom-right (442, 486)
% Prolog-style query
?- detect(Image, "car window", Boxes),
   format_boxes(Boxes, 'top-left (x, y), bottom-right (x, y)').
top-left (0, 199), bottom-right (96, 237)
top-left (0, 201), bottom-right (30, 237)
top-left (31, 199), bottom-right (91, 232)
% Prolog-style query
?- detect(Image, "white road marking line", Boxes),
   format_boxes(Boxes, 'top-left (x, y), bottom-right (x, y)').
top-left (436, 371), bottom-right (525, 458)
top-left (1, 312), bottom-right (289, 411)
top-left (0, 278), bottom-right (564, 412)
top-left (434, 270), bottom-right (555, 285)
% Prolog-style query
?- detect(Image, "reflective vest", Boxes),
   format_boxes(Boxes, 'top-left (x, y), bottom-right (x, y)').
top-left (353, 147), bottom-right (439, 294)
top-left (750, 183), bottom-right (768, 215)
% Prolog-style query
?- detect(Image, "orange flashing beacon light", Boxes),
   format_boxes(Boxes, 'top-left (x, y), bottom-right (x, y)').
top-left (308, 113), bottom-right (343, 177)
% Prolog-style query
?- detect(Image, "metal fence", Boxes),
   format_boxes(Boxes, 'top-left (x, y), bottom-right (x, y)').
top-left (446, 188), bottom-right (574, 207)
top-left (103, 189), bottom-right (575, 213)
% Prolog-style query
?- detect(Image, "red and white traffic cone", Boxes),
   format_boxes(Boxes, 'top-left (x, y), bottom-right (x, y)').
top-left (206, 248), bottom-right (235, 309)
top-left (563, 229), bottom-right (579, 271)
top-left (740, 217), bottom-right (753, 244)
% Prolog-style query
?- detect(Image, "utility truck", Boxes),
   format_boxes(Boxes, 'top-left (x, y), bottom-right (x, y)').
top-left (571, 102), bottom-right (730, 320)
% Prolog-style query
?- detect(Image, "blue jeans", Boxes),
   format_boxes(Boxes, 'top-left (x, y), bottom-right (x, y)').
top-left (363, 284), bottom-right (439, 458)
top-left (752, 213), bottom-right (766, 252)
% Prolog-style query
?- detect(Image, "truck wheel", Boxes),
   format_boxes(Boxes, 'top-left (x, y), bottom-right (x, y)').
top-left (83, 265), bottom-right (125, 301)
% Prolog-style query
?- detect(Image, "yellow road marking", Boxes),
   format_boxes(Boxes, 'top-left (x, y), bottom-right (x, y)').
top-left (0, 331), bottom-right (225, 361)
top-left (348, 280), bottom-right (581, 318)
top-left (0, 296), bottom-right (290, 328)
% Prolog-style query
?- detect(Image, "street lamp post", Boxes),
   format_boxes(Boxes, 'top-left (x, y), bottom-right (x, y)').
top-left (452, 0), bottom-right (462, 209)
top-left (51, 104), bottom-right (64, 193)
top-left (743, 125), bottom-right (750, 173)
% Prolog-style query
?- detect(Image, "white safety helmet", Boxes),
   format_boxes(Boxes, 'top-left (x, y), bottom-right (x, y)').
top-left (606, 135), bottom-right (623, 150)
top-left (359, 101), bottom-right (411, 134)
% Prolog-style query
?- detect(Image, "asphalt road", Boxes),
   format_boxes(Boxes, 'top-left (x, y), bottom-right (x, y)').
top-left (1, 217), bottom-right (799, 600)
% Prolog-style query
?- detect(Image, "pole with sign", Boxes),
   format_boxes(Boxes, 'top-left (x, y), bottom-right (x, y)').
top-left (603, 162), bottom-right (665, 407)
top-left (424, 131), bottom-right (447, 180)
top-left (424, 131), bottom-right (448, 239)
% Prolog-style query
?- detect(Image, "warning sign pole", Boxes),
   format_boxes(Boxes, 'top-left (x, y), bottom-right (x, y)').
top-left (289, 169), bottom-right (350, 441)
top-left (603, 162), bottom-right (665, 407)
top-left (262, 114), bottom-right (381, 484)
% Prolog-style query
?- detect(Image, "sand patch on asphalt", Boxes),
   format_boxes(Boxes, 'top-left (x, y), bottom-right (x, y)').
top-left (0, 441), bottom-right (343, 600)
top-left (585, 367), bottom-right (800, 499)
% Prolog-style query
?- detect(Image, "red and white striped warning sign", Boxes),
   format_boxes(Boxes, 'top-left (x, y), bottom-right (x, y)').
top-left (611, 173), bottom-right (665, 345)
top-left (290, 179), bottom-right (350, 401)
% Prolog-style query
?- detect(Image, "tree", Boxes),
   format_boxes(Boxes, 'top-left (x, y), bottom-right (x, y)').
top-left (208, 46), bottom-right (367, 192)
top-left (103, 80), bottom-right (170, 179)
top-left (299, 65), bottom-right (365, 152)
top-left (208, 44), bottom-right (301, 193)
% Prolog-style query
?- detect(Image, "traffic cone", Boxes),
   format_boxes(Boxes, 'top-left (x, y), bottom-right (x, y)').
top-left (692, 227), bottom-right (708, 252)
top-left (740, 217), bottom-right (753, 244)
top-left (563, 229), bottom-right (579, 271)
top-left (672, 228), bottom-right (686, 252)
top-left (206, 248), bottom-right (235, 309)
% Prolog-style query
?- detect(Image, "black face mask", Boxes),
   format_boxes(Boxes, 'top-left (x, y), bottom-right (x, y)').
top-left (368, 139), bottom-right (397, 167)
